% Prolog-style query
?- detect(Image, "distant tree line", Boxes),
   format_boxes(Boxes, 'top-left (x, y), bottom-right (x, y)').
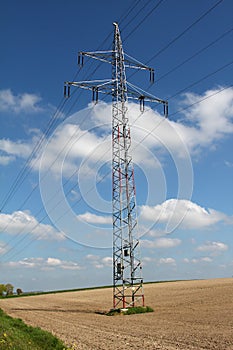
top-left (0, 283), bottom-right (23, 296)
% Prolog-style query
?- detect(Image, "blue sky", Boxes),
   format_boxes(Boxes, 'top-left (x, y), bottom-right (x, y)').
top-left (0, 0), bottom-right (233, 292)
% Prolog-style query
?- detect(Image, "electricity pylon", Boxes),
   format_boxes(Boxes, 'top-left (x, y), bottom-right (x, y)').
top-left (64, 22), bottom-right (168, 309)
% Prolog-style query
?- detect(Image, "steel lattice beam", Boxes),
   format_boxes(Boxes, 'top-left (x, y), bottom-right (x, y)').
top-left (111, 22), bottom-right (144, 309)
top-left (64, 22), bottom-right (168, 309)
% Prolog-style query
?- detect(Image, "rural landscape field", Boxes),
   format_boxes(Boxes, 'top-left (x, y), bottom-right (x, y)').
top-left (0, 278), bottom-right (232, 349)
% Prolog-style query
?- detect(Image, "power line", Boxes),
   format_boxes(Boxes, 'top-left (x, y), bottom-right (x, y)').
top-left (156, 26), bottom-right (233, 83)
top-left (0, 97), bottom-right (68, 212)
top-left (2, 69), bottom-right (231, 261)
top-left (2, 48), bottom-right (232, 259)
top-left (126, 0), bottom-right (225, 85)
top-left (2, 84), bottom-right (232, 262)
top-left (2, 0), bottom-right (227, 214)
top-left (121, 0), bottom-right (154, 33)
top-left (118, 0), bottom-right (144, 27)
top-left (167, 60), bottom-right (233, 100)
top-left (123, 0), bottom-right (165, 42)
top-left (0, 1), bottom-right (229, 262)
top-left (0, 41), bottom-right (111, 213)
top-left (147, 0), bottom-right (224, 64)
top-left (0, 0), bottom-right (151, 214)
top-left (0, 2), bottom-right (161, 254)
top-left (169, 84), bottom-right (233, 118)
top-left (0, 110), bottom-right (144, 261)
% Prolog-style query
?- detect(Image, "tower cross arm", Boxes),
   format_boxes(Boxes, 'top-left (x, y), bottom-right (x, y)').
top-left (124, 53), bottom-right (155, 77)
top-left (127, 82), bottom-right (168, 116)
top-left (78, 50), bottom-right (155, 82)
top-left (64, 79), bottom-right (115, 101)
top-left (78, 51), bottom-right (113, 65)
top-left (65, 79), bottom-right (114, 91)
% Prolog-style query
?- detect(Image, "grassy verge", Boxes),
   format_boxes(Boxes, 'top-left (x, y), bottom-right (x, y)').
top-left (0, 308), bottom-right (67, 350)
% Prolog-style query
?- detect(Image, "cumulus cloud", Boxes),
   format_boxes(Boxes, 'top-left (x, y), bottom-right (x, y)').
top-left (0, 138), bottom-right (33, 159)
top-left (86, 254), bottom-right (113, 269)
top-left (197, 241), bottom-right (228, 253)
top-left (183, 257), bottom-right (213, 263)
top-left (77, 212), bottom-right (112, 225)
top-left (10, 85), bottom-right (227, 176)
top-left (7, 257), bottom-right (82, 270)
top-left (200, 257), bottom-right (213, 262)
top-left (141, 237), bottom-right (181, 249)
top-left (142, 256), bottom-right (177, 266)
top-left (180, 86), bottom-right (233, 147)
top-left (158, 257), bottom-right (176, 265)
top-left (0, 155), bottom-right (15, 165)
top-left (225, 160), bottom-right (233, 168)
top-left (32, 122), bottom-right (108, 176)
top-left (1, 86), bottom-right (232, 175)
top-left (0, 89), bottom-right (43, 114)
top-left (90, 86), bottom-right (233, 156)
top-left (0, 210), bottom-right (64, 241)
top-left (46, 257), bottom-right (61, 266)
top-left (0, 134), bottom-right (40, 166)
top-left (140, 199), bottom-right (230, 230)
top-left (0, 242), bottom-right (7, 255)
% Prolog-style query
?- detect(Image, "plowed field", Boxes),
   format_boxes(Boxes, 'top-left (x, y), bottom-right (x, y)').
top-left (0, 278), bottom-right (232, 349)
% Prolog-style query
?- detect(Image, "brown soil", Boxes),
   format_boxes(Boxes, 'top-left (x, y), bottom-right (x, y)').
top-left (0, 278), bottom-right (232, 349)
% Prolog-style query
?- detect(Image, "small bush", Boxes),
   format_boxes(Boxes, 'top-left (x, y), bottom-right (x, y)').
top-left (106, 306), bottom-right (154, 316)
top-left (123, 306), bottom-right (154, 315)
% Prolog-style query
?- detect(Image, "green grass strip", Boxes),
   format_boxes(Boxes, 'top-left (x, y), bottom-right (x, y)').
top-left (0, 308), bottom-right (67, 350)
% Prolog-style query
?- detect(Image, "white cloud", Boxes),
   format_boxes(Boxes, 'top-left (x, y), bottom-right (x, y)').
top-left (0, 138), bottom-right (32, 158)
top-left (143, 256), bottom-right (176, 266)
top-left (201, 257), bottom-right (213, 262)
top-left (126, 86), bottom-right (233, 157)
top-left (142, 256), bottom-right (156, 264)
top-left (0, 242), bottom-right (7, 255)
top-left (6, 257), bottom-right (82, 270)
top-left (141, 237), bottom-right (181, 249)
top-left (145, 228), bottom-right (168, 238)
top-left (47, 257), bottom-right (61, 266)
top-left (140, 199), bottom-right (230, 230)
top-left (1, 86), bottom-right (232, 176)
top-left (86, 254), bottom-right (99, 261)
top-left (77, 212), bottom-right (112, 225)
top-left (183, 257), bottom-right (213, 263)
top-left (197, 241), bottom-right (228, 253)
top-left (33, 123), bottom-right (108, 176)
top-left (0, 210), bottom-right (64, 241)
top-left (191, 259), bottom-right (198, 264)
top-left (0, 155), bottom-right (15, 165)
top-left (180, 86), bottom-right (233, 147)
top-left (102, 256), bottom-right (113, 266)
top-left (85, 254), bottom-right (113, 269)
top-left (32, 86), bottom-right (232, 177)
top-left (158, 257), bottom-right (176, 265)
top-left (225, 160), bottom-right (233, 168)
top-left (8, 257), bottom-right (44, 268)
top-left (0, 135), bottom-right (40, 166)
top-left (0, 89), bottom-right (43, 113)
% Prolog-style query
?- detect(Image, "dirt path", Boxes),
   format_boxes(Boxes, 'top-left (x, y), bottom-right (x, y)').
top-left (0, 278), bottom-right (233, 349)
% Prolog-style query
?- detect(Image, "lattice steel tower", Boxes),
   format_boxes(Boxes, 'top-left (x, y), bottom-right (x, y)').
top-left (64, 23), bottom-right (168, 309)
